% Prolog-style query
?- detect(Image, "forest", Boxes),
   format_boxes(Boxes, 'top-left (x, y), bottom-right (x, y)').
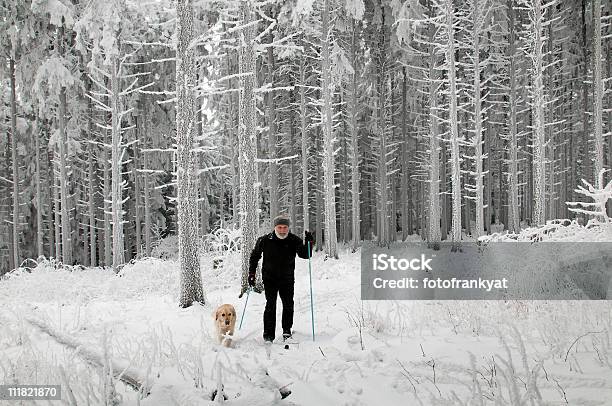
top-left (1, 0), bottom-right (610, 279)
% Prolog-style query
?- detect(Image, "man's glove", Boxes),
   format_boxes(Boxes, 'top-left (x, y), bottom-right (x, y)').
top-left (304, 230), bottom-right (315, 246)
top-left (248, 273), bottom-right (256, 287)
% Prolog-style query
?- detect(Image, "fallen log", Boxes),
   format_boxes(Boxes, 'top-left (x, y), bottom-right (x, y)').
top-left (26, 317), bottom-right (153, 396)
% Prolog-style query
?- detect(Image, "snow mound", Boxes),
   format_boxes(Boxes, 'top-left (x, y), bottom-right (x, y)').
top-left (0, 257), bottom-right (179, 303)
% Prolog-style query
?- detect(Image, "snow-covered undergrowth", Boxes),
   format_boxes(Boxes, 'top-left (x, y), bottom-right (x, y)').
top-left (1, 233), bottom-right (612, 404)
top-left (481, 218), bottom-right (612, 242)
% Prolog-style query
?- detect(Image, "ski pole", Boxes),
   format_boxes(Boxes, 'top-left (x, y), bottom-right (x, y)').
top-left (307, 241), bottom-right (315, 341)
top-left (239, 287), bottom-right (251, 330)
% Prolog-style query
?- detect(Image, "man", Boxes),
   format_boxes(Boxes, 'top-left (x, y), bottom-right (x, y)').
top-left (249, 214), bottom-right (315, 342)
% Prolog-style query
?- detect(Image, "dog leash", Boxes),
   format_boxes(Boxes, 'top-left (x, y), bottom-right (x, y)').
top-left (239, 287), bottom-right (251, 330)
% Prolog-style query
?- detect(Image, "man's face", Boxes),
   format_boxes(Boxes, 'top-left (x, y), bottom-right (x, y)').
top-left (275, 224), bottom-right (289, 238)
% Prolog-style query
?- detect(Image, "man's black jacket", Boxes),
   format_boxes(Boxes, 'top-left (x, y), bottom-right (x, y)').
top-left (249, 232), bottom-right (311, 282)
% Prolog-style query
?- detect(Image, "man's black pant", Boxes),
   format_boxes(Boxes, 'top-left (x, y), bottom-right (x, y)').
top-left (263, 279), bottom-right (294, 341)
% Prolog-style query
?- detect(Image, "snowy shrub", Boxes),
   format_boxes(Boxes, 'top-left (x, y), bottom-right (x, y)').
top-left (567, 169), bottom-right (612, 222)
top-left (151, 235), bottom-right (180, 260)
top-left (345, 304), bottom-right (366, 350)
top-left (201, 226), bottom-right (243, 278)
top-left (482, 171), bottom-right (612, 243)
top-left (481, 218), bottom-right (612, 243)
top-left (202, 225), bottom-right (242, 255)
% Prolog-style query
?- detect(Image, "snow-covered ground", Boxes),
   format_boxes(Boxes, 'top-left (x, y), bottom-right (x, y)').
top-left (1, 244), bottom-right (612, 405)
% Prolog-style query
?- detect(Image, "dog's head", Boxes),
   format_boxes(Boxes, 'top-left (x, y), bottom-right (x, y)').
top-left (214, 304), bottom-right (236, 328)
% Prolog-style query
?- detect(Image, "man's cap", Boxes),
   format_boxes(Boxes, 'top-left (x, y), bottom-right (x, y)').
top-left (273, 214), bottom-right (290, 227)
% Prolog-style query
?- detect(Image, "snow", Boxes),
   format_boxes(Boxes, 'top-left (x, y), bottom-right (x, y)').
top-left (344, 0), bottom-right (365, 21)
top-left (33, 57), bottom-right (76, 95)
top-left (31, 0), bottom-right (75, 28)
top-left (1, 244), bottom-right (612, 405)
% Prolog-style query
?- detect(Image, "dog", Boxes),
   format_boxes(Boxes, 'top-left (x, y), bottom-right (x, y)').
top-left (213, 304), bottom-right (236, 347)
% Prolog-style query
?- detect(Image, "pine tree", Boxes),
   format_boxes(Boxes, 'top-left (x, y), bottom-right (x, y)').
top-left (237, 0), bottom-right (260, 295)
top-left (176, 0), bottom-right (204, 307)
top-left (426, 22), bottom-right (441, 249)
top-left (521, 0), bottom-right (549, 226)
top-left (348, 20), bottom-right (361, 251)
top-left (506, 0), bottom-right (521, 233)
top-left (320, 0), bottom-right (339, 258)
top-left (593, 0), bottom-right (604, 187)
top-left (441, 0), bottom-right (461, 250)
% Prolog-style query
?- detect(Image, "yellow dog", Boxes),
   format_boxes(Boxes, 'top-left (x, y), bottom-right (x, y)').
top-left (213, 304), bottom-right (236, 347)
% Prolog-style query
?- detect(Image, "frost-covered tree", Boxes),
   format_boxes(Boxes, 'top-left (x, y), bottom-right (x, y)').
top-left (410, 10), bottom-right (443, 249)
top-left (75, 0), bottom-right (154, 271)
top-left (592, 0), bottom-right (604, 188)
top-left (460, 0), bottom-right (492, 238)
top-left (236, 0), bottom-right (260, 296)
top-left (567, 169), bottom-right (612, 222)
top-left (2, 0), bottom-right (43, 269)
top-left (266, 28), bottom-right (280, 220)
top-left (348, 20), bottom-right (362, 251)
top-left (299, 55), bottom-right (311, 236)
top-left (500, 0), bottom-right (523, 233)
top-left (428, 0), bottom-right (462, 249)
top-left (320, 0), bottom-right (339, 258)
top-left (32, 6), bottom-right (78, 266)
top-left (176, 0), bottom-right (205, 307)
top-left (427, 48), bottom-right (442, 249)
top-left (291, 0), bottom-right (359, 258)
top-left (8, 59), bottom-right (19, 269)
top-left (520, 0), bottom-right (552, 226)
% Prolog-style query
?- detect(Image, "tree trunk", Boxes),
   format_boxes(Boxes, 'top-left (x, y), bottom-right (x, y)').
top-left (10, 58), bottom-right (19, 268)
top-left (142, 98), bottom-right (152, 256)
top-left (321, 0), bottom-right (338, 258)
top-left (375, 8), bottom-right (389, 247)
top-left (427, 37), bottom-right (441, 249)
top-left (443, 0), bottom-right (462, 249)
top-left (401, 67), bottom-right (409, 241)
top-left (103, 117), bottom-right (112, 266)
top-left (389, 77), bottom-right (397, 242)
top-left (53, 153), bottom-right (62, 261)
top-left (593, 0), bottom-right (604, 186)
top-left (198, 95), bottom-right (209, 235)
top-left (109, 54), bottom-right (125, 271)
top-left (84, 75), bottom-right (96, 266)
top-left (267, 33), bottom-right (279, 222)
top-left (238, 0), bottom-right (260, 295)
top-left (289, 111), bottom-right (297, 233)
top-left (342, 121), bottom-right (349, 243)
top-left (350, 23), bottom-right (360, 251)
top-left (607, 40), bottom-right (612, 217)
top-left (507, 0), bottom-right (520, 233)
top-left (88, 142), bottom-right (97, 266)
top-left (471, 0), bottom-right (485, 237)
top-left (58, 83), bottom-right (72, 265)
top-left (581, 0), bottom-right (591, 188)
top-left (47, 147), bottom-right (55, 260)
top-left (315, 129), bottom-right (324, 252)
top-left (133, 127), bottom-right (142, 258)
top-left (299, 57), bottom-right (310, 235)
top-left (36, 117), bottom-right (44, 258)
top-left (546, 15), bottom-right (556, 222)
top-left (525, 112), bottom-right (533, 225)
top-left (531, 0), bottom-right (546, 226)
top-left (176, 0), bottom-right (205, 307)
top-left (229, 55), bottom-right (240, 225)
top-left (441, 136), bottom-right (448, 241)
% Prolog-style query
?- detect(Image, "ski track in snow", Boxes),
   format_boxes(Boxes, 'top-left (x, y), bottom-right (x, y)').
top-left (1, 247), bottom-right (612, 405)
